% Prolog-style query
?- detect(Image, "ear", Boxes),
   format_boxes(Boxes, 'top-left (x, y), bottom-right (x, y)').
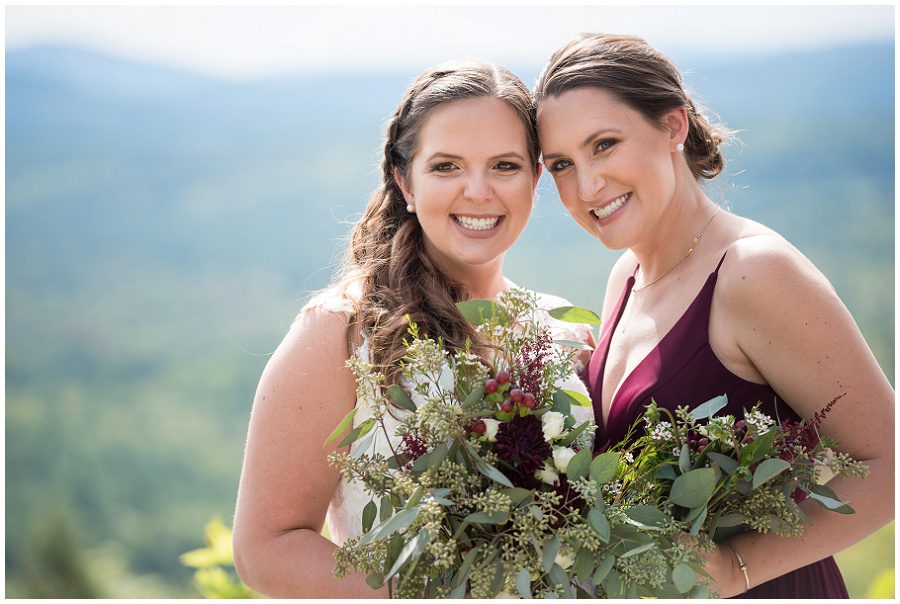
top-left (661, 107), bottom-right (689, 148)
top-left (392, 167), bottom-right (414, 204)
top-left (531, 163), bottom-right (543, 196)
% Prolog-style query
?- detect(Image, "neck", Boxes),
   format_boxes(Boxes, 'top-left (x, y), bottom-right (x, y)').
top-left (631, 182), bottom-right (718, 284)
top-left (428, 250), bottom-right (511, 300)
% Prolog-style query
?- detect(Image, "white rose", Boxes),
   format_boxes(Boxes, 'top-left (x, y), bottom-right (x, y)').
top-left (552, 446), bottom-right (577, 474)
top-left (541, 411), bottom-right (566, 441)
top-left (536, 461), bottom-right (560, 486)
top-left (482, 418), bottom-right (501, 442)
top-left (555, 549), bottom-right (576, 570)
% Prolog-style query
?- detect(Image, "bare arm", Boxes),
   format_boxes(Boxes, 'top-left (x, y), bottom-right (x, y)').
top-left (232, 305), bottom-right (388, 598)
top-left (706, 237), bottom-right (894, 596)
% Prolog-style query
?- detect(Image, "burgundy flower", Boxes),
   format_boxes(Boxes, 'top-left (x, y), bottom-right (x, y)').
top-left (493, 414), bottom-right (552, 489)
top-left (400, 434), bottom-right (428, 467)
top-left (515, 332), bottom-right (552, 399)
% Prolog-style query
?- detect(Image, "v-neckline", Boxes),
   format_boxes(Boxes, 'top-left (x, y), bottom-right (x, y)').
top-left (595, 269), bottom-right (719, 431)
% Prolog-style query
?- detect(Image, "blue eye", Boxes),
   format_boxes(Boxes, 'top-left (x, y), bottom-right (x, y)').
top-left (548, 159), bottom-right (572, 173)
top-left (595, 139), bottom-right (617, 152)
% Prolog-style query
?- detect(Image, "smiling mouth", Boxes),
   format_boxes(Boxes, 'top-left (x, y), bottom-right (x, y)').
top-left (453, 215), bottom-right (502, 231)
top-left (590, 193), bottom-right (631, 220)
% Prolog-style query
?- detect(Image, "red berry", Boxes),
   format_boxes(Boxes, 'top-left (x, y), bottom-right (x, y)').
top-left (698, 438), bottom-right (709, 448)
top-left (734, 420), bottom-right (747, 430)
top-left (484, 379), bottom-right (498, 393)
top-left (496, 371), bottom-right (511, 385)
top-left (471, 420), bottom-right (486, 435)
top-left (509, 389), bottom-right (524, 404)
top-left (522, 392), bottom-right (536, 409)
top-left (500, 399), bottom-right (514, 413)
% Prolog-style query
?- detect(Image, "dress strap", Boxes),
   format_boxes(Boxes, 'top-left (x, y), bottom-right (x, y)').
top-left (714, 251), bottom-right (728, 274)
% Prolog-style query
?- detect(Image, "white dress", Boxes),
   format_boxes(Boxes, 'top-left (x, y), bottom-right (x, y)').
top-left (309, 287), bottom-right (595, 546)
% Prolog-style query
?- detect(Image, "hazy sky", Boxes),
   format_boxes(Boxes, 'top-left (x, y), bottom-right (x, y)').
top-left (6, 4), bottom-right (895, 80)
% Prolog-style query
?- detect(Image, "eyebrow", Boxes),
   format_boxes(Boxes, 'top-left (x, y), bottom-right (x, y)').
top-left (542, 128), bottom-right (623, 161)
top-left (424, 151), bottom-right (527, 162)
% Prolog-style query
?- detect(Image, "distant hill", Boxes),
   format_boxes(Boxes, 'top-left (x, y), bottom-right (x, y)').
top-left (5, 42), bottom-right (893, 595)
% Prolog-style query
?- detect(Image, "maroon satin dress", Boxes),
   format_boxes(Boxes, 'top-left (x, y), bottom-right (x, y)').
top-left (584, 254), bottom-right (849, 598)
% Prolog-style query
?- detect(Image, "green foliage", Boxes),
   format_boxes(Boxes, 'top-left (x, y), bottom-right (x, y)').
top-left (179, 518), bottom-right (258, 599)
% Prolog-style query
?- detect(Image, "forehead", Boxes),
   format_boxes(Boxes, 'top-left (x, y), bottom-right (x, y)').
top-left (537, 87), bottom-right (645, 150)
top-left (414, 96), bottom-right (527, 155)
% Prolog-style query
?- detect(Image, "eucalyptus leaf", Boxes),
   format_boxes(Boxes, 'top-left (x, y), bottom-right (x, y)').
top-left (678, 443), bottom-right (692, 474)
top-left (542, 536), bottom-right (561, 573)
top-left (516, 568), bottom-right (532, 599)
top-left (551, 390), bottom-right (572, 415)
top-left (450, 547), bottom-right (481, 590)
top-left (387, 532), bottom-right (431, 579)
top-left (707, 452), bottom-right (738, 474)
top-left (387, 384), bottom-right (417, 412)
top-left (689, 585), bottom-right (710, 598)
top-left (457, 299), bottom-right (507, 325)
top-left (366, 572), bottom-right (384, 590)
top-left (593, 554), bottom-right (615, 584)
top-left (475, 459), bottom-right (514, 488)
top-left (752, 458), bottom-right (792, 489)
top-left (654, 464), bottom-right (677, 480)
top-left (357, 507), bottom-right (419, 546)
top-left (689, 394), bottom-right (728, 421)
top-left (669, 468), bottom-right (716, 508)
top-left (558, 420), bottom-right (591, 447)
top-left (337, 417), bottom-right (376, 448)
top-left (351, 428), bottom-right (377, 458)
top-left (379, 495), bottom-right (393, 523)
top-left (549, 305), bottom-right (602, 324)
top-left (602, 568), bottom-right (623, 597)
top-left (549, 564), bottom-right (573, 598)
top-left (323, 407), bottom-right (358, 446)
top-left (463, 511), bottom-right (509, 525)
top-left (490, 558), bottom-right (506, 595)
top-left (405, 485), bottom-right (424, 509)
top-left (566, 448), bottom-right (593, 481)
top-left (689, 506), bottom-right (708, 536)
top-left (672, 563), bottom-right (696, 593)
top-left (362, 500), bottom-right (377, 533)
top-left (412, 442), bottom-right (450, 475)
top-left (624, 505), bottom-right (669, 527)
top-left (590, 451), bottom-right (620, 484)
top-left (553, 338), bottom-right (595, 351)
top-left (574, 547), bottom-right (594, 583)
top-left (588, 508), bottom-right (610, 543)
top-left (619, 542), bottom-right (656, 559)
top-left (716, 513), bottom-right (748, 528)
top-left (561, 388), bottom-right (592, 407)
top-left (462, 383), bottom-right (485, 409)
top-left (808, 484), bottom-right (855, 514)
top-left (502, 487), bottom-right (533, 507)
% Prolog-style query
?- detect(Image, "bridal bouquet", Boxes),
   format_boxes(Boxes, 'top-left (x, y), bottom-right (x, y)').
top-left (607, 394), bottom-right (869, 545)
top-left (326, 289), bottom-right (711, 598)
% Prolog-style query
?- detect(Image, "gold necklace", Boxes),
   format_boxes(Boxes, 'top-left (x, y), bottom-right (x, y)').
top-left (633, 209), bottom-right (720, 292)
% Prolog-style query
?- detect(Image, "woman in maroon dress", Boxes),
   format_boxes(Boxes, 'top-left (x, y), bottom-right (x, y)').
top-left (534, 33), bottom-right (894, 598)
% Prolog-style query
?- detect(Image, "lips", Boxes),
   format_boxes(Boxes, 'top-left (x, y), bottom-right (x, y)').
top-left (590, 193), bottom-right (631, 220)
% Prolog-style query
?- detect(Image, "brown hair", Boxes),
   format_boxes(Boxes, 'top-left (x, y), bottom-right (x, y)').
top-left (534, 33), bottom-right (731, 180)
top-left (335, 60), bottom-right (538, 386)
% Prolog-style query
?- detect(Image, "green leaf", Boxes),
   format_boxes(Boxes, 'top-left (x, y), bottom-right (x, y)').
top-left (689, 506), bottom-right (708, 536)
top-left (574, 547), bottom-right (594, 583)
top-left (566, 448), bottom-right (593, 481)
top-left (602, 568), bottom-right (623, 597)
top-left (620, 542), bottom-right (656, 559)
top-left (654, 464), bottom-right (677, 480)
top-left (707, 452), bottom-right (738, 474)
top-left (357, 507), bottom-right (419, 546)
top-left (558, 420), bottom-right (591, 447)
top-left (323, 407), bottom-right (358, 446)
top-left (689, 394), bottom-right (728, 420)
top-left (549, 563), bottom-right (573, 598)
top-left (624, 505), bottom-right (669, 527)
top-left (752, 458), bottom-right (792, 489)
top-left (379, 495), bottom-right (393, 523)
top-left (588, 508), bottom-right (610, 543)
top-left (362, 500), bottom-right (377, 533)
top-left (592, 555), bottom-right (615, 584)
top-left (387, 532), bottom-right (431, 578)
top-left (351, 428), bottom-right (377, 458)
top-left (548, 305), bottom-right (602, 325)
top-left (678, 443), bottom-right (692, 474)
top-left (463, 511), bottom-right (509, 525)
top-left (366, 572), bottom-right (384, 589)
top-left (590, 451), bottom-right (620, 484)
top-left (475, 459), bottom-right (514, 488)
top-left (337, 417), bottom-right (376, 448)
top-left (501, 487), bottom-right (533, 507)
top-left (689, 584), bottom-right (710, 598)
top-left (405, 485), bottom-right (424, 509)
top-left (457, 299), bottom-right (507, 325)
top-left (672, 563), bottom-right (696, 593)
top-left (561, 388), bottom-right (592, 407)
top-left (669, 468), bottom-right (717, 508)
top-left (387, 384), bottom-right (417, 412)
top-left (808, 484), bottom-right (855, 514)
top-left (716, 513), bottom-right (748, 527)
top-left (450, 546), bottom-right (481, 591)
top-left (412, 442), bottom-right (450, 475)
top-left (550, 390), bottom-right (572, 415)
top-left (542, 536), bottom-right (561, 572)
top-left (490, 558), bottom-right (506, 596)
top-left (462, 383), bottom-right (485, 409)
top-left (553, 339), bottom-right (594, 351)
top-left (516, 568), bottom-right (532, 599)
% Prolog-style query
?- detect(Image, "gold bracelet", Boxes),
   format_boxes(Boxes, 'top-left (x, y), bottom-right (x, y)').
top-left (725, 543), bottom-right (750, 593)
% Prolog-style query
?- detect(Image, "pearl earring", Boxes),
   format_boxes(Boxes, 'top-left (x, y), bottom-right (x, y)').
top-left (676, 143), bottom-right (685, 152)
top-left (406, 204), bottom-right (415, 213)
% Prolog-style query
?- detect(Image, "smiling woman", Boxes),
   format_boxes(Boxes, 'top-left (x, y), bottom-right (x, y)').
top-left (230, 60), bottom-right (591, 598)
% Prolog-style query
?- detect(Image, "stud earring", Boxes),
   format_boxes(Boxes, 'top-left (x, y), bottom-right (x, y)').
top-left (406, 204), bottom-right (415, 213)
top-left (675, 143), bottom-right (685, 152)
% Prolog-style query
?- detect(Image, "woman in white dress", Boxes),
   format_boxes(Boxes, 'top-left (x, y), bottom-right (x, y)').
top-left (232, 60), bottom-right (592, 598)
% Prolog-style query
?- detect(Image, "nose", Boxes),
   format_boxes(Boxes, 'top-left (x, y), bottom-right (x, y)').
top-left (463, 170), bottom-right (492, 203)
top-left (577, 169), bottom-right (607, 202)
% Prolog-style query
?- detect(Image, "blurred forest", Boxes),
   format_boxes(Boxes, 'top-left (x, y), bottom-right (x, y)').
top-left (5, 42), bottom-right (894, 597)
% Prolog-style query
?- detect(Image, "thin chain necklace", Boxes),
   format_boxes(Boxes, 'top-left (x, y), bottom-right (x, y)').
top-left (633, 209), bottom-right (721, 292)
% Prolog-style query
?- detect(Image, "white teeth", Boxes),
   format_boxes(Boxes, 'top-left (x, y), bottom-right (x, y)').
top-left (454, 215), bottom-right (500, 231)
top-left (591, 193), bottom-right (630, 220)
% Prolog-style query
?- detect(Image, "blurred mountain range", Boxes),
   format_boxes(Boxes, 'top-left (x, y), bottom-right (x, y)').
top-left (5, 43), bottom-right (893, 595)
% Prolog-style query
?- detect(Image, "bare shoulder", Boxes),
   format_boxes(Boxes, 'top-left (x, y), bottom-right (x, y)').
top-left (601, 250), bottom-right (638, 322)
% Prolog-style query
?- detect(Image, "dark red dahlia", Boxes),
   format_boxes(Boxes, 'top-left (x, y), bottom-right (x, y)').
top-left (400, 434), bottom-right (428, 466)
top-left (493, 414), bottom-right (551, 489)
